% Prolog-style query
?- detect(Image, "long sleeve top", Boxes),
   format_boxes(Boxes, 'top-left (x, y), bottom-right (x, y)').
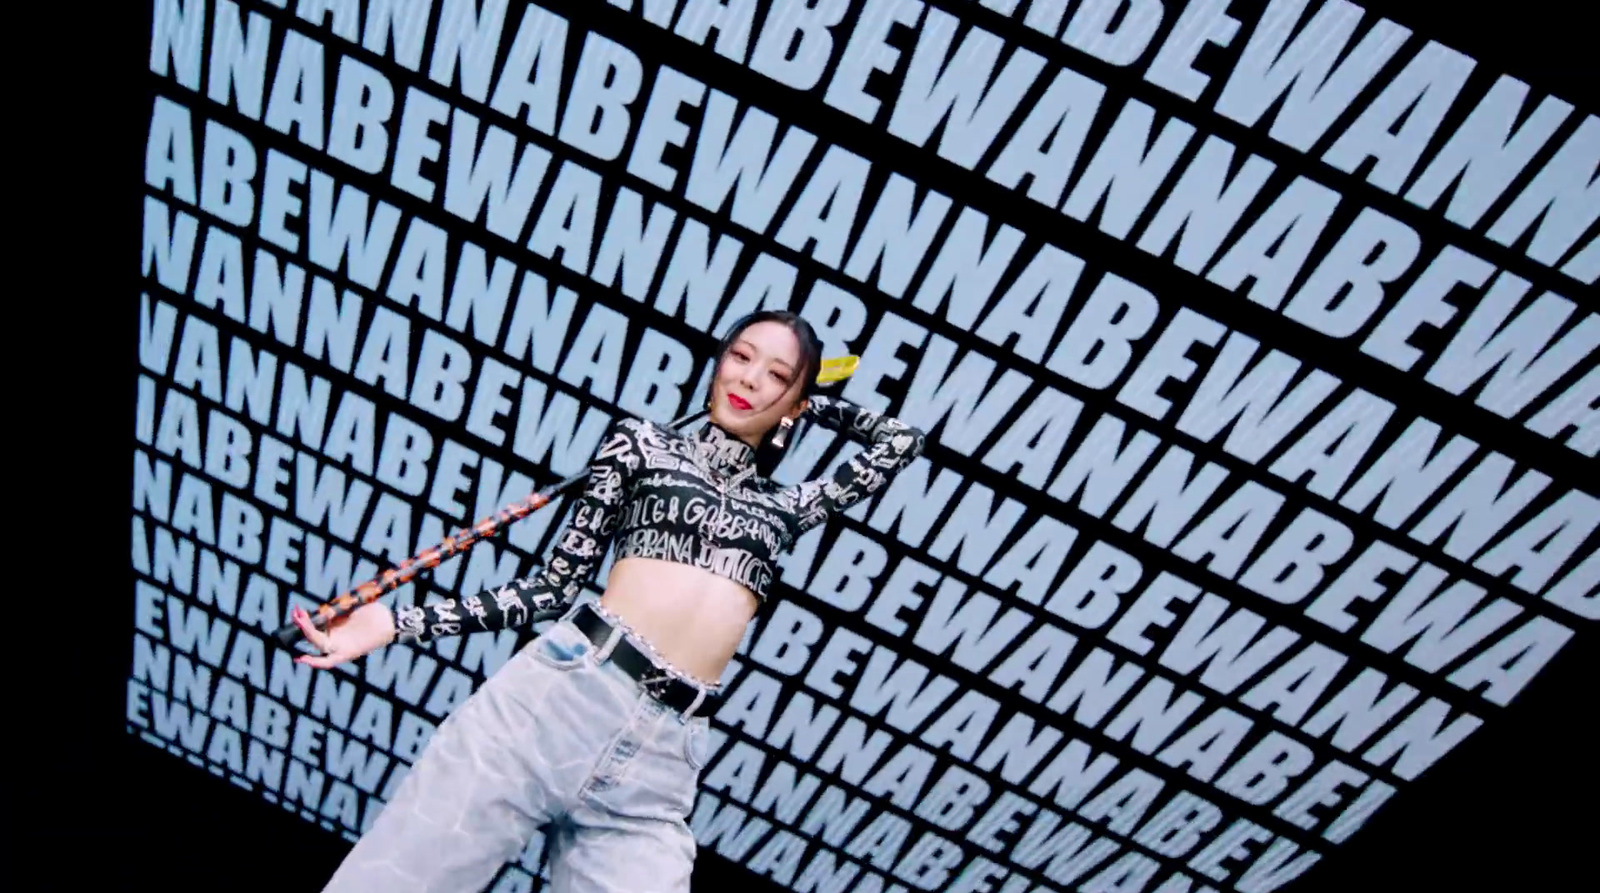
top-left (394, 395), bottom-right (926, 644)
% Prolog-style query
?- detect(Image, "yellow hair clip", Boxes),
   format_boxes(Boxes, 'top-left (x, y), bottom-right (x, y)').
top-left (816, 355), bottom-right (859, 384)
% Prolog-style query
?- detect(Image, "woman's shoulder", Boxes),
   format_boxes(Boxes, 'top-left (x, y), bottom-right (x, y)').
top-left (603, 416), bottom-right (699, 461)
top-left (606, 415), bottom-right (671, 439)
top-left (611, 416), bottom-right (689, 442)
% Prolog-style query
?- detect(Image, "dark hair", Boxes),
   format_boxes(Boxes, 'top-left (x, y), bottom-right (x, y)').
top-left (713, 311), bottom-right (824, 477)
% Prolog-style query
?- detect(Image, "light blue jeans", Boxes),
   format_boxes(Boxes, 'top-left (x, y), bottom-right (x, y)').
top-left (322, 617), bottom-right (711, 893)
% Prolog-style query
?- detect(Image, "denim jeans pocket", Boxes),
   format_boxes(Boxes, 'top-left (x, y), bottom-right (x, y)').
top-left (528, 620), bottom-right (593, 670)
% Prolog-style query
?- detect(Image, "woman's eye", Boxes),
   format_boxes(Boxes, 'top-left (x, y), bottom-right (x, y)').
top-left (771, 371), bottom-right (790, 383)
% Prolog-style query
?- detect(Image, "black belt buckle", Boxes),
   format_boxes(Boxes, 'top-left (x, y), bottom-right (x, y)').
top-left (638, 669), bottom-right (677, 703)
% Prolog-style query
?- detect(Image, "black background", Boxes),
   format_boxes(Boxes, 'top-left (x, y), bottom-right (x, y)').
top-left (24, 1), bottom-right (1595, 891)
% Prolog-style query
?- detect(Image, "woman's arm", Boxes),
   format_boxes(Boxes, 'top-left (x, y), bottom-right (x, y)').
top-left (787, 394), bottom-right (926, 535)
top-left (392, 417), bottom-right (645, 645)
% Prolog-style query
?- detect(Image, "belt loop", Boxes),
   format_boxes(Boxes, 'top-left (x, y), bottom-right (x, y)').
top-left (679, 687), bottom-right (707, 722)
top-left (594, 621), bottom-right (624, 664)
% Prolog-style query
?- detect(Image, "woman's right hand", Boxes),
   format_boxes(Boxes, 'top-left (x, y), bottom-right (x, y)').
top-left (291, 602), bottom-right (397, 669)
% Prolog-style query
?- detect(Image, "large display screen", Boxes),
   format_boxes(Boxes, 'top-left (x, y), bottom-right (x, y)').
top-left (129, 1), bottom-right (1596, 890)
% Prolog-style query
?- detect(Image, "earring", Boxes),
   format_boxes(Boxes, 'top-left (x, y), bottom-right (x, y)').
top-left (772, 417), bottom-right (795, 448)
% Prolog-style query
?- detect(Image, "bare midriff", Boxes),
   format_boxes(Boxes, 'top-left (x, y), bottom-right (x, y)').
top-left (598, 556), bottom-right (761, 685)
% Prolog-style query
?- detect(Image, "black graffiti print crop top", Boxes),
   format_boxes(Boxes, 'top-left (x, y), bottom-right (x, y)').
top-left (394, 395), bottom-right (926, 644)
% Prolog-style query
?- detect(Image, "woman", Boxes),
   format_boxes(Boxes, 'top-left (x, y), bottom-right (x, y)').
top-left (292, 311), bottom-right (926, 893)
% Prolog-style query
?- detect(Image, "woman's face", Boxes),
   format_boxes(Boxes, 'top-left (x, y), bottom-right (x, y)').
top-left (710, 321), bottom-right (808, 447)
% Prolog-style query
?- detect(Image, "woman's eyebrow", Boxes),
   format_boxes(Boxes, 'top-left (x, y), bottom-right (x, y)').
top-left (736, 340), bottom-right (797, 370)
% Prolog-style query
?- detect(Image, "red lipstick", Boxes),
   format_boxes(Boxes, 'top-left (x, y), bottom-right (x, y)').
top-left (728, 394), bottom-right (751, 411)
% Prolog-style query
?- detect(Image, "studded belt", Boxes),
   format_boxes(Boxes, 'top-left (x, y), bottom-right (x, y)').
top-left (570, 604), bottom-right (722, 720)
